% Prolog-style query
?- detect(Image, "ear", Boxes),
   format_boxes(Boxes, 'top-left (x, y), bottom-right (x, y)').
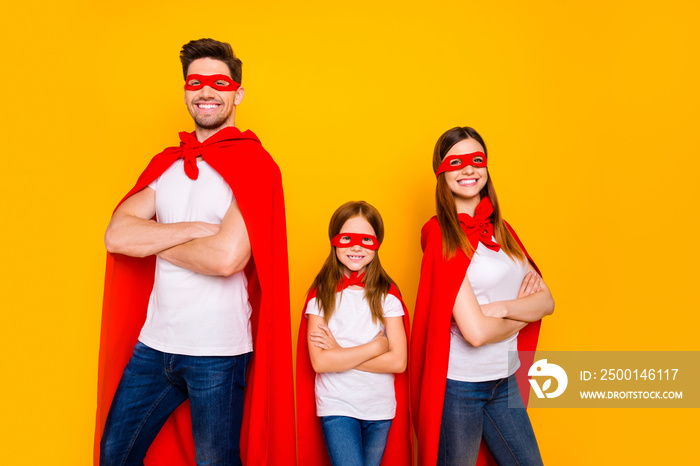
top-left (234, 87), bottom-right (245, 106)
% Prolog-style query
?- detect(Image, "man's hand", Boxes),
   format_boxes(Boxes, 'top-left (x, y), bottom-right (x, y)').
top-left (105, 187), bottom-right (221, 257)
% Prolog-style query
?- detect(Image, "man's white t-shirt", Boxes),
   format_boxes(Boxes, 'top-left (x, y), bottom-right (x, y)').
top-left (138, 159), bottom-right (253, 356)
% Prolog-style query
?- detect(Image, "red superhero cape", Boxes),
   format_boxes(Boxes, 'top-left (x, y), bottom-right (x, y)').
top-left (410, 216), bottom-right (542, 466)
top-left (296, 284), bottom-right (413, 465)
top-left (93, 127), bottom-right (296, 465)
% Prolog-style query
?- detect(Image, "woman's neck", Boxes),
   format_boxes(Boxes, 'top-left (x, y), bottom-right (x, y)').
top-left (454, 196), bottom-right (480, 217)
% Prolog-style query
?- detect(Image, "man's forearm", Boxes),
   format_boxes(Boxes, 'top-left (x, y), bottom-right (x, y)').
top-left (156, 200), bottom-right (250, 276)
top-left (105, 215), bottom-right (218, 258)
top-left (157, 232), bottom-right (250, 276)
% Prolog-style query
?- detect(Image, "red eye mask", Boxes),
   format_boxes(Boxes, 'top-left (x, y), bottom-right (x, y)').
top-left (436, 151), bottom-right (487, 177)
top-left (184, 74), bottom-right (241, 92)
top-left (331, 233), bottom-right (380, 250)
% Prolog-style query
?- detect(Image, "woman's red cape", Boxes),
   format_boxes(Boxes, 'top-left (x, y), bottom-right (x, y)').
top-left (296, 284), bottom-right (413, 465)
top-left (409, 216), bottom-right (542, 465)
top-left (93, 127), bottom-right (296, 465)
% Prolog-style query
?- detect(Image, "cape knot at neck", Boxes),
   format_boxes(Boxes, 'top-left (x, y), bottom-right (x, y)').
top-left (339, 271), bottom-right (366, 291)
top-left (179, 143), bottom-right (202, 180)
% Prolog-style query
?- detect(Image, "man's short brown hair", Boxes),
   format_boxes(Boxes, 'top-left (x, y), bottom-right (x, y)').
top-left (180, 38), bottom-right (242, 83)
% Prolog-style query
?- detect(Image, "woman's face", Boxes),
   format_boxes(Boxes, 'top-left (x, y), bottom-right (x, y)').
top-left (443, 138), bottom-right (488, 214)
top-left (335, 215), bottom-right (377, 277)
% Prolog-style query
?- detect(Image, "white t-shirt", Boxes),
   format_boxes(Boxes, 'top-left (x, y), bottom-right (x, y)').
top-left (305, 288), bottom-right (404, 420)
top-left (138, 159), bottom-right (253, 356)
top-left (447, 239), bottom-right (528, 382)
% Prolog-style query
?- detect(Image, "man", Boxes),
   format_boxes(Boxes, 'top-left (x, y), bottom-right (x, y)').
top-left (94, 39), bottom-right (295, 466)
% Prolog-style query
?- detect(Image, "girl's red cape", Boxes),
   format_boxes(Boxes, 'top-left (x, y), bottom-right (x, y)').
top-left (296, 284), bottom-right (414, 465)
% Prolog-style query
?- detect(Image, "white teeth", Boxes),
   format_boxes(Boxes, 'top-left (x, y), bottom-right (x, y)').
top-left (458, 179), bottom-right (477, 186)
top-left (198, 104), bottom-right (218, 109)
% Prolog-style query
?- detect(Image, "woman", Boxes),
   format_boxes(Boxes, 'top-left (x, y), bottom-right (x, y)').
top-left (296, 201), bottom-right (412, 466)
top-left (410, 127), bottom-right (554, 465)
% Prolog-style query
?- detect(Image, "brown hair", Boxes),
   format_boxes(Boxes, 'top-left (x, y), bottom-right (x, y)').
top-left (180, 38), bottom-right (243, 83)
top-left (309, 201), bottom-right (398, 325)
top-left (433, 126), bottom-right (526, 263)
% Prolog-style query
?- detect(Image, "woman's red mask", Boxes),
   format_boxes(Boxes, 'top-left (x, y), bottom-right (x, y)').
top-left (184, 74), bottom-right (241, 92)
top-left (331, 233), bottom-right (380, 250)
top-left (436, 151), bottom-right (487, 177)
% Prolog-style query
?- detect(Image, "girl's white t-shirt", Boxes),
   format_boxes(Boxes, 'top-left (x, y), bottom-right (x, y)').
top-left (138, 160), bottom-right (253, 356)
top-left (305, 289), bottom-right (404, 420)
top-left (447, 239), bottom-right (528, 382)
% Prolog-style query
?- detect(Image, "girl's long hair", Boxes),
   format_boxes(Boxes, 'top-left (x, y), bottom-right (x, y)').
top-left (433, 126), bottom-right (526, 263)
top-left (309, 201), bottom-right (398, 325)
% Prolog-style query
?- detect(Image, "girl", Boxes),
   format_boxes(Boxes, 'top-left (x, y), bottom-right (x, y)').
top-left (410, 127), bottom-right (555, 466)
top-left (296, 201), bottom-right (412, 466)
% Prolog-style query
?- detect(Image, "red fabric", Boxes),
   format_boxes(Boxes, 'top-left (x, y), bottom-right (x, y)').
top-left (457, 196), bottom-right (500, 253)
top-left (94, 126), bottom-right (296, 465)
top-left (435, 151), bottom-right (487, 176)
top-left (331, 233), bottom-right (380, 250)
top-left (296, 283), bottom-right (413, 466)
top-left (184, 74), bottom-right (241, 91)
top-left (339, 271), bottom-right (367, 289)
top-left (410, 209), bottom-right (542, 466)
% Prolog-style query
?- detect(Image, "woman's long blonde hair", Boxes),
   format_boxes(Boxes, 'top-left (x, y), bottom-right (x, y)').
top-left (433, 126), bottom-right (526, 263)
top-left (309, 201), bottom-right (398, 325)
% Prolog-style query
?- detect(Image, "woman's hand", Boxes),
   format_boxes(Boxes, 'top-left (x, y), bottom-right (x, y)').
top-left (481, 271), bottom-right (545, 318)
top-left (309, 324), bottom-right (341, 350)
top-left (517, 271), bottom-right (541, 298)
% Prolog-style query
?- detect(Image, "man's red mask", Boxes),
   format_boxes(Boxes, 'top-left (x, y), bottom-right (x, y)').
top-left (436, 151), bottom-right (487, 177)
top-left (331, 233), bottom-right (380, 250)
top-left (184, 74), bottom-right (241, 92)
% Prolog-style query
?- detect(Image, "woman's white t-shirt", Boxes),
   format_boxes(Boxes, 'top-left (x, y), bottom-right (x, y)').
top-left (305, 289), bottom-right (404, 420)
top-left (447, 239), bottom-right (528, 382)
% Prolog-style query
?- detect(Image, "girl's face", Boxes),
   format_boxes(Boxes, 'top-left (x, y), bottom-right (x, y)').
top-left (335, 215), bottom-right (377, 277)
top-left (443, 138), bottom-right (488, 214)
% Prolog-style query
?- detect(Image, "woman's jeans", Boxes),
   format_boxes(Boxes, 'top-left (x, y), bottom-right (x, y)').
top-left (100, 341), bottom-right (252, 466)
top-left (320, 416), bottom-right (392, 466)
top-left (438, 375), bottom-right (543, 466)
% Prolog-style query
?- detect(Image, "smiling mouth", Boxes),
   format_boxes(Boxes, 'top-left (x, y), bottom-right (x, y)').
top-left (347, 255), bottom-right (365, 260)
top-left (196, 102), bottom-right (220, 109)
top-left (458, 179), bottom-right (478, 186)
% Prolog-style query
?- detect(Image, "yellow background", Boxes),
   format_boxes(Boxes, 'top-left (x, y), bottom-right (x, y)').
top-left (1, 0), bottom-right (698, 464)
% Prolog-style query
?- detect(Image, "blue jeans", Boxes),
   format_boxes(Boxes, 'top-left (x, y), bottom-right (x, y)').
top-left (438, 375), bottom-right (543, 466)
top-left (100, 341), bottom-right (252, 466)
top-left (320, 416), bottom-right (392, 466)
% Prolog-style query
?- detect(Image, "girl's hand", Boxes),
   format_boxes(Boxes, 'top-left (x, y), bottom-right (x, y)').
top-left (372, 330), bottom-right (390, 353)
top-left (517, 271), bottom-right (541, 299)
top-left (309, 324), bottom-right (341, 350)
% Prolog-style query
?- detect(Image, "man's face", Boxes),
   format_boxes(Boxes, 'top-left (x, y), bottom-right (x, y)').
top-left (184, 58), bottom-right (244, 134)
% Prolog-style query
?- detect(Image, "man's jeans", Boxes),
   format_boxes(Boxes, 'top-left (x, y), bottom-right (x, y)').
top-left (320, 415), bottom-right (392, 466)
top-left (438, 375), bottom-right (543, 466)
top-left (100, 341), bottom-right (252, 466)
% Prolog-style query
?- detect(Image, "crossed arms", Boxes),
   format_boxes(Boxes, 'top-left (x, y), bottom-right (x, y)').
top-left (453, 264), bottom-right (555, 348)
top-left (307, 313), bottom-right (407, 375)
top-left (104, 186), bottom-right (251, 276)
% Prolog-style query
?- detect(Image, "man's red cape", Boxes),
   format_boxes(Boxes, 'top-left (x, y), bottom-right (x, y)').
top-left (296, 284), bottom-right (413, 465)
top-left (410, 216), bottom-right (542, 466)
top-left (93, 127), bottom-right (296, 465)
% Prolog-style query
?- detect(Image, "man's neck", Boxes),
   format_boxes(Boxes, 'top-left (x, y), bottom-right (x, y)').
top-left (195, 123), bottom-right (235, 142)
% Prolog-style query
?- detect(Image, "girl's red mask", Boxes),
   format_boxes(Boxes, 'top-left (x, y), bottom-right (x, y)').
top-left (331, 233), bottom-right (380, 250)
top-left (184, 74), bottom-right (241, 92)
top-left (436, 151), bottom-right (487, 177)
